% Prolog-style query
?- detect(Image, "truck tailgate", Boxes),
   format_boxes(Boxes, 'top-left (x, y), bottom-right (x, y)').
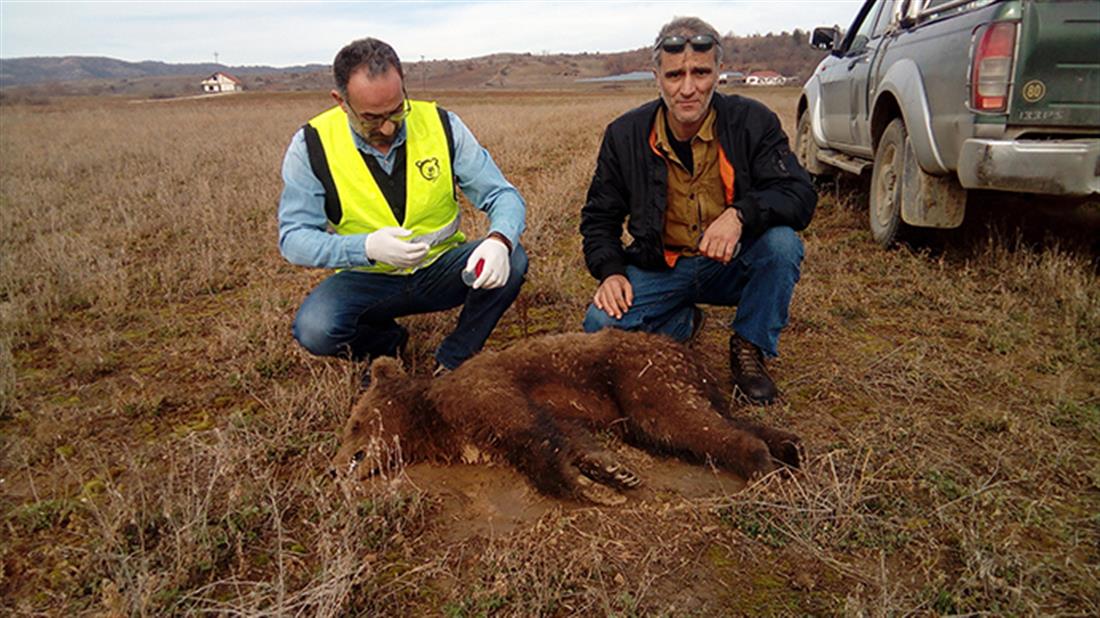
top-left (1011, 0), bottom-right (1100, 127)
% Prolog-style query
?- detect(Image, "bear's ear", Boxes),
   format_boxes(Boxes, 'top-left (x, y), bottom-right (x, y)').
top-left (369, 356), bottom-right (406, 383)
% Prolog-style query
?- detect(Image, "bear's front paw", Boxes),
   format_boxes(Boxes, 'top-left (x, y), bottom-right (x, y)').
top-left (575, 450), bottom-right (642, 490)
top-left (574, 475), bottom-right (627, 506)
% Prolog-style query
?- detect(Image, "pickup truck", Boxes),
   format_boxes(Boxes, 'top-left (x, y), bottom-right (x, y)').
top-left (796, 0), bottom-right (1100, 246)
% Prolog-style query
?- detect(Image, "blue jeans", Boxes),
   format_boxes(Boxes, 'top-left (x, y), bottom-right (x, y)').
top-left (583, 227), bottom-right (803, 357)
top-left (293, 242), bottom-right (528, 369)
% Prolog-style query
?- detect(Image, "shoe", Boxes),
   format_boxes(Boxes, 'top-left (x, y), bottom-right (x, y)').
top-left (687, 306), bottom-right (706, 344)
top-left (360, 327), bottom-right (410, 389)
top-left (391, 326), bottom-right (410, 359)
top-left (729, 334), bottom-right (778, 404)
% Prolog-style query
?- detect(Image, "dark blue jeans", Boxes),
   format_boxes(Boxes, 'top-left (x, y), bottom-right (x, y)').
top-left (583, 227), bottom-right (803, 357)
top-left (293, 242), bottom-right (528, 369)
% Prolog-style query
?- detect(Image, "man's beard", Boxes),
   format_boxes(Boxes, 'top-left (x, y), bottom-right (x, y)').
top-left (351, 119), bottom-right (401, 148)
top-left (660, 86), bottom-right (715, 125)
top-left (365, 127), bottom-right (398, 148)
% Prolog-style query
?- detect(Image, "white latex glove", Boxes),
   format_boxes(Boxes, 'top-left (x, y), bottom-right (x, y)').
top-left (464, 237), bottom-right (510, 290)
top-left (364, 227), bottom-right (429, 268)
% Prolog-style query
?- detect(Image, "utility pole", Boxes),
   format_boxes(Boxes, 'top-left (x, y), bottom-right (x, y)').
top-left (214, 51), bottom-right (220, 65)
top-left (421, 55), bottom-right (426, 90)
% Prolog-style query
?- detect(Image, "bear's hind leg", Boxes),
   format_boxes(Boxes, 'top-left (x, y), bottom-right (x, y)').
top-left (617, 392), bottom-right (776, 480)
top-left (722, 417), bottom-right (802, 469)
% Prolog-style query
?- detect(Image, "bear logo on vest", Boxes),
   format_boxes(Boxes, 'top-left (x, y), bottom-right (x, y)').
top-left (416, 157), bottom-right (441, 181)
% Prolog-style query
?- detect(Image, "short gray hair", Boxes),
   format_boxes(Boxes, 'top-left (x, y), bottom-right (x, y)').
top-left (652, 17), bottom-right (724, 67)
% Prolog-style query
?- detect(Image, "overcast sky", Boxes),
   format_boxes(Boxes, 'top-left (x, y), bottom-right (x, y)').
top-left (1, 1), bottom-right (862, 66)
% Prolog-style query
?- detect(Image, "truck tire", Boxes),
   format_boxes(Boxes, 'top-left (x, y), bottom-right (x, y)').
top-left (795, 109), bottom-right (830, 176)
top-left (869, 118), bottom-right (915, 248)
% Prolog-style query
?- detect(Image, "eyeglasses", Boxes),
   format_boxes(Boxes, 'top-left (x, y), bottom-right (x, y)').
top-left (348, 88), bottom-right (411, 127)
top-left (656, 34), bottom-right (718, 54)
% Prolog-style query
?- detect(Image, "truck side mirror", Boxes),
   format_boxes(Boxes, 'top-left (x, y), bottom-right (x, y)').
top-left (811, 26), bottom-right (842, 51)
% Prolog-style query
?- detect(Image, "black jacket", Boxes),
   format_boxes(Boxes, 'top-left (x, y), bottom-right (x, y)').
top-left (580, 93), bottom-right (817, 282)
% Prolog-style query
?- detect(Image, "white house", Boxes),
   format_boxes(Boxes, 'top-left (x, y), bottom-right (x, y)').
top-left (201, 72), bottom-right (242, 93)
top-left (718, 71), bottom-right (745, 85)
top-left (744, 70), bottom-right (786, 86)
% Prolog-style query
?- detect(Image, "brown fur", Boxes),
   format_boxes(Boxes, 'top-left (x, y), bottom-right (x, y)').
top-left (333, 329), bottom-right (801, 503)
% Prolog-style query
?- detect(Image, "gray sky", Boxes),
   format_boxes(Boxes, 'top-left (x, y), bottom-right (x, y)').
top-left (0, 1), bottom-right (862, 66)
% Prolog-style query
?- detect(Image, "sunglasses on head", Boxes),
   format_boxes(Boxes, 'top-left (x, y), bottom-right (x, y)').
top-left (656, 34), bottom-right (718, 54)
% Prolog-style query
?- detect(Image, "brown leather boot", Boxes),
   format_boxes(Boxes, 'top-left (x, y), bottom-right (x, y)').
top-left (729, 334), bottom-right (779, 404)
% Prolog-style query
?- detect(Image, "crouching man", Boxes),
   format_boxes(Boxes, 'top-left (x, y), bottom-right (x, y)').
top-left (580, 17), bottom-right (816, 404)
top-left (278, 37), bottom-right (527, 384)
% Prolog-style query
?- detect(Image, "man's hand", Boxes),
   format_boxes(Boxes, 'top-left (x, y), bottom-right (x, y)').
top-left (365, 227), bottom-right (430, 268)
top-left (699, 208), bottom-right (743, 264)
top-left (594, 274), bottom-right (633, 320)
top-left (465, 237), bottom-right (510, 289)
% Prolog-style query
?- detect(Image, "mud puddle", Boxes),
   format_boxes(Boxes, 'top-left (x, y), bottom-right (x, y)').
top-left (383, 448), bottom-right (746, 542)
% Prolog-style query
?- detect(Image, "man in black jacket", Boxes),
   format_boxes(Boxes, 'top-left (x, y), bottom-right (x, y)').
top-left (580, 17), bottom-right (816, 404)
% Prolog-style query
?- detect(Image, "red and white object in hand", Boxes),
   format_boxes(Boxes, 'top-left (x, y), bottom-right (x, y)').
top-left (461, 258), bottom-right (484, 286)
top-left (463, 237), bottom-right (509, 289)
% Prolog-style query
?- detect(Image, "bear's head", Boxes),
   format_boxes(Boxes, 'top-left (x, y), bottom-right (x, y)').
top-left (331, 357), bottom-right (460, 481)
top-left (415, 157), bottom-right (441, 181)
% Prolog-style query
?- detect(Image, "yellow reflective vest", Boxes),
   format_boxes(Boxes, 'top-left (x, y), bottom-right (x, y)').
top-left (304, 100), bottom-right (463, 274)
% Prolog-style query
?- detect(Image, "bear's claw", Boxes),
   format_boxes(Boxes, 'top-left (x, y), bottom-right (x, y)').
top-left (575, 452), bottom-right (642, 490)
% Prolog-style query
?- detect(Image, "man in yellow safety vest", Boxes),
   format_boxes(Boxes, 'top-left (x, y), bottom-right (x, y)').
top-left (278, 38), bottom-right (527, 384)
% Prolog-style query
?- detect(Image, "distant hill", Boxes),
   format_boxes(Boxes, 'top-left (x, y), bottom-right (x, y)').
top-left (0, 31), bottom-right (825, 95)
top-left (0, 56), bottom-right (325, 88)
top-left (412, 30), bottom-right (826, 90)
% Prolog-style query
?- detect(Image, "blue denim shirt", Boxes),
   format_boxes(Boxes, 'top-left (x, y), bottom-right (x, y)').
top-left (278, 110), bottom-right (526, 269)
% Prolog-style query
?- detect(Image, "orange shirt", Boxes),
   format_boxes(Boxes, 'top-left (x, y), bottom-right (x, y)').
top-left (653, 108), bottom-right (727, 260)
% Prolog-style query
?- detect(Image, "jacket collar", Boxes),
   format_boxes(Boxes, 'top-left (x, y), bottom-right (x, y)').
top-left (654, 106), bottom-right (717, 153)
top-left (648, 94), bottom-right (722, 158)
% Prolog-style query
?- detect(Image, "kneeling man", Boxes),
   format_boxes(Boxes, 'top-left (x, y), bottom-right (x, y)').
top-left (580, 17), bottom-right (816, 404)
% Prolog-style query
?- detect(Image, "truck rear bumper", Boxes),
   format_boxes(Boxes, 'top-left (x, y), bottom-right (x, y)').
top-left (957, 139), bottom-right (1100, 196)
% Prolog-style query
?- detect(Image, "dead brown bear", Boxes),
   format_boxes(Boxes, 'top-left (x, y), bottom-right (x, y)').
top-left (333, 329), bottom-right (801, 504)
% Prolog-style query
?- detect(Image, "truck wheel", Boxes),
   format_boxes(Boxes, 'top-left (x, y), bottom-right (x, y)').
top-left (795, 109), bottom-right (830, 176)
top-left (869, 118), bottom-right (914, 248)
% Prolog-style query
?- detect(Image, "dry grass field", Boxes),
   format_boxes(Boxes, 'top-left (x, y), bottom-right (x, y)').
top-left (1, 86), bottom-right (1098, 616)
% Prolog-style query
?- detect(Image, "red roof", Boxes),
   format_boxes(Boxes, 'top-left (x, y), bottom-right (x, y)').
top-left (208, 72), bottom-right (242, 83)
top-left (748, 70), bottom-right (782, 78)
